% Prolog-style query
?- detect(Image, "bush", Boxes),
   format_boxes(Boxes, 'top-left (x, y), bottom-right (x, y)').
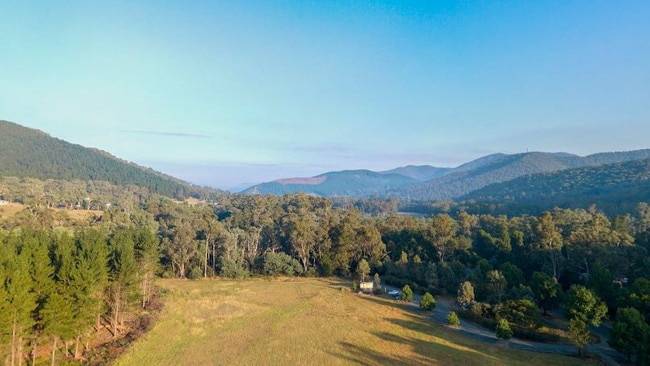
top-left (496, 318), bottom-right (513, 340)
top-left (401, 285), bottom-right (413, 302)
top-left (219, 256), bottom-right (249, 279)
top-left (187, 266), bottom-right (203, 279)
top-left (447, 311), bottom-right (460, 326)
top-left (458, 309), bottom-right (561, 343)
top-left (420, 292), bottom-right (436, 311)
top-left (263, 252), bottom-right (303, 276)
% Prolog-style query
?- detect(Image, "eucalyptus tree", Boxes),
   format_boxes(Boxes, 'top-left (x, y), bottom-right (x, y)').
top-left (533, 212), bottom-right (564, 282)
top-left (425, 213), bottom-right (458, 264)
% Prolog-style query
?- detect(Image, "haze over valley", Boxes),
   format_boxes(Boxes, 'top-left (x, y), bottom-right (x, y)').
top-left (1, 1), bottom-right (650, 365)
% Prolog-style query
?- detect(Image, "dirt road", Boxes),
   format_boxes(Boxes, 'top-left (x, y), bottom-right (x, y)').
top-left (383, 286), bottom-right (624, 365)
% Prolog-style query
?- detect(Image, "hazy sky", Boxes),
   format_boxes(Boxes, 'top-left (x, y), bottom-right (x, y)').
top-left (1, 1), bottom-right (649, 190)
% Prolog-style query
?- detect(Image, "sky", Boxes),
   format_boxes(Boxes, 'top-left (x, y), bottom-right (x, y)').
top-left (1, 1), bottom-right (649, 190)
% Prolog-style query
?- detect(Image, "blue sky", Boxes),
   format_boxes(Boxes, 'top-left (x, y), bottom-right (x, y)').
top-left (1, 1), bottom-right (649, 190)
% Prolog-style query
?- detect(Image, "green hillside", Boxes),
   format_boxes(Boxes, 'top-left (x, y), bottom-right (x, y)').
top-left (394, 150), bottom-right (650, 201)
top-left (460, 157), bottom-right (650, 215)
top-left (244, 169), bottom-right (418, 196)
top-left (0, 120), bottom-right (212, 199)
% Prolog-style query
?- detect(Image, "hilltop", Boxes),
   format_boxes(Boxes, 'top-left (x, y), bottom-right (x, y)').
top-left (0, 120), bottom-right (223, 200)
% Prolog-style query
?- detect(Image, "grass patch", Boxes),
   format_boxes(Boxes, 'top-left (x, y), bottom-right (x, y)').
top-left (116, 278), bottom-right (590, 365)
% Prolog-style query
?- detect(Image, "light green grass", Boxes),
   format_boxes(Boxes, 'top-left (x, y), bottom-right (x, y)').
top-left (116, 278), bottom-right (589, 365)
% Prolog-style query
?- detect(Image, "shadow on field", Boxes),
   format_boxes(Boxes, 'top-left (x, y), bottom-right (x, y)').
top-left (354, 292), bottom-right (422, 315)
top-left (333, 341), bottom-right (414, 366)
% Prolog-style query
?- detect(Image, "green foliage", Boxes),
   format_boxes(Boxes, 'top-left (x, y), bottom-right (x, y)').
top-left (218, 256), bottom-right (249, 279)
top-left (608, 307), bottom-right (649, 363)
top-left (373, 273), bottom-right (381, 292)
top-left (496, 299), bottom-right (540, 329)
top-left (457, 281), bottom-right (474, 306)
top-left (356, 259), bottom-right (370, 282)
top-left (495, 318), bottom-right (513, 341)
top-left (400, 285), bottom-right (413, 302)
top-left (263, 252), bottom-right (303, 276)
top-left (420, 292), bottom-right (436, 311)
top-left (530, 272), bottom-right (561, 315)
top-left (568, 318), bottom-right (591, 358)
top-left (565, 285), bottom-right (607, 327)
top-left (0, 120), bottom-right (212, 200)
top-left (460, 154), bottom-right (650, 216)
top-left (447, 311), bottom-right (460, 326)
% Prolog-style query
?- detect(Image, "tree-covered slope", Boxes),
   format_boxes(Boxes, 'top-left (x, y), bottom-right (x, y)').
top-left (393, 150), bottom-right (650, 201)
top-left (380, 165), bottom-right (451, 181)
top-left (243, 169), bottom-right (418, 196)
top-left (460, 157), bottom-right (650, 215)
top-left (0, 120), bottom-right (212, 199)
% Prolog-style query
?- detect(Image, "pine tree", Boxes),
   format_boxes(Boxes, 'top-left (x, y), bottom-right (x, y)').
top-left (107, 228), bottom-right (140, 337)
top-left (41, 290), bottom-right (75, 366)
top-left (22, 230), bottom-right (55, 364)
top-left (134, 227), bottom-right (160, 308)
top-left (2, 244), bottom-right (37, 366)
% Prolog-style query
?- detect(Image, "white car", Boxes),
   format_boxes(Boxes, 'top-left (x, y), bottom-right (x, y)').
top-left (388, 290), bottom-right (400, 299)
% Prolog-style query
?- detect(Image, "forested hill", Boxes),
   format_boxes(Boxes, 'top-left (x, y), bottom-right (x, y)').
top-left (244, 170), bottom-right (418, 196)
top-left (392, 150), bottom-right (650, 201)
top-left (0, 120), bottom-right (215, 199)
top-left (459, 157), bottom-right (650, 215)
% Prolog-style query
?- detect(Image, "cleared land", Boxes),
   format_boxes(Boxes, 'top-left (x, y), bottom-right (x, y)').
top-left (116, 278), bottom-right (590, 366)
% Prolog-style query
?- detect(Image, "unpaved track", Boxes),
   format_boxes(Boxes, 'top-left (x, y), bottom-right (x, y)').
top-left (383, 286), bottom-right (625, 366)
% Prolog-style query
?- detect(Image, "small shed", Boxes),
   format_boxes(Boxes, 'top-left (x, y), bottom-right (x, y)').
top-left (359, 281), bottom-right (374, 293)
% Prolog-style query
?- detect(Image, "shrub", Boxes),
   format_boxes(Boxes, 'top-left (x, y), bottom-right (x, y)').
top-left (187, 266), bottom-right (203, 279)
top-left (219, 256), bottom-right (249, 279)
top-left (447, 311), bottom-right (460, 326)
top-left (420, 292), bottom-right (436, 311)
top-left (496, 318), bottom-right (513, 341)
top-left (401, 285), bottom-right (413, 302)
top-left (263, 252), bottom-right (303, 276)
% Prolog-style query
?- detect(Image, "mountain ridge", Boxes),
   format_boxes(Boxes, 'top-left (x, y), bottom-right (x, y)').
top-left (0, 120), bottom-right (222, 199)
top-left (243, 149), bottom-right (650, 200)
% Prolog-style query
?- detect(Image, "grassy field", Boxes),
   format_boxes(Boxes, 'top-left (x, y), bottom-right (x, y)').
top-left (116, 278), bottom-right (589, 366)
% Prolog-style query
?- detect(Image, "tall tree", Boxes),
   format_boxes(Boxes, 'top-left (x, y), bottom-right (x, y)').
top-left (165, 221), bottom-right (197, 278)
top-left (107, 229), bottom-right (139, 337)
top-left (565, 285), bottom-right (607, 327)
top-left (134, 227), bottom-right (160, 308)
top-left (608, 307), bottom-right (649, 363)
top-left (356, 259), bottom-right (370, 282)
top-left (533, 212), bottom-right (564, 282)
top-left (1, 243), bottom-right (37, 366)
top-left (530, 271), bottom-right (561, 315)
top-left (426, 214), bottom-right (457, 264)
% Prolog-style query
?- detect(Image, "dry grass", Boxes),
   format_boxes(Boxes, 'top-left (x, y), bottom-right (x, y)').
top-left (0, 202), bottom-right (25, 218)
top-left (116, 278), bottom-right (588, 366)
top-left (0, 202), bottom-right (101, 223)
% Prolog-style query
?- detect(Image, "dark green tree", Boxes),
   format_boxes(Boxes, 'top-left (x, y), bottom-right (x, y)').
top-left (608, 307), bottom-right (649, 363)
top-left (420, 292), bottom-right (436, 311)
top-left (530, 272), bottom-right (561, 315)
top-left (457, 281), bottom-right (475, 306)
top-left (565, 285), bottom-right (607, 327)
top-left (447, 311), bottom-right (460, 326)
top-left (495, 318), bottom-right (513, 343)
top-left (401, 284), bottom-right (413, 302)
top-left (568, 318), bottom-right (591, 358)
top-left (107, 229), bottom-right (140, 337)
top-left (356, 259), bottom-right (370, 282)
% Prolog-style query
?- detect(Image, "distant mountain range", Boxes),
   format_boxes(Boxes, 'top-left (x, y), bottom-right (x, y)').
top-left (0, 120), bottom-right (221, 199)
top-left (243, 149), bottom-right (650, 208)
top-left (2, 119), bottom-right (649, 214)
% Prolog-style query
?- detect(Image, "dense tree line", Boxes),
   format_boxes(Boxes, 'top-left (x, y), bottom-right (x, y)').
top-left (0, 225), bottom-right (159, 364)
top-left (0, 121), bottom-right (224, 201)
top-left (2, 188), bottom-right (650, 363)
